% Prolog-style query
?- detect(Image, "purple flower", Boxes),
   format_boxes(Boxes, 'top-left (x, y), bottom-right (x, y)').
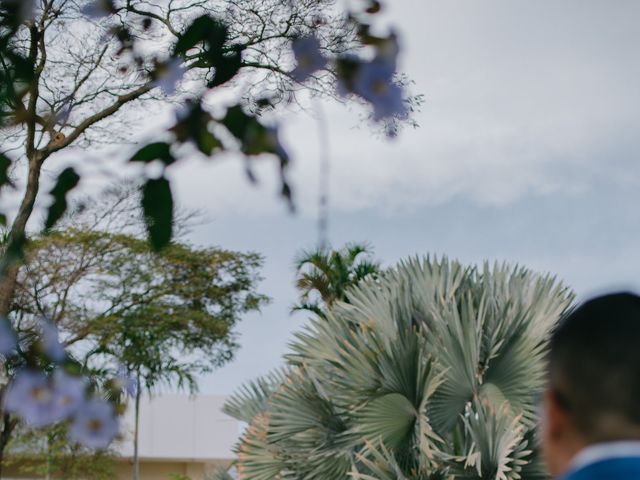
top-left (50, 371), bottom-right (86, 421)
top-left (153, 58), bottom-right (186, 95)
top-left (353, 60), bottom-right (407, 121)
top-left (5, 370), bottom-right (57, 427)
top-left (68, 399), bottom-right (119, 449)
top-left (80, 0), bottom-right (116, 19)
top-left (0, 318), bottom-right (17, 356)
top-left (115, 367), bottom-right (138, 398)
top-left (290, 36), bottom-right (327, 82)
top-left (40, 320), bottom-right (65, 362)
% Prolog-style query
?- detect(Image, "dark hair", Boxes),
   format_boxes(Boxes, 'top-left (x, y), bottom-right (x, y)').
top-left (548, 292), bottom-right (640, 441)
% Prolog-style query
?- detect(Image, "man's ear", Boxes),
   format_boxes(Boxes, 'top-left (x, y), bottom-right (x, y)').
top-left (545, 389), bottom-right (570, 439)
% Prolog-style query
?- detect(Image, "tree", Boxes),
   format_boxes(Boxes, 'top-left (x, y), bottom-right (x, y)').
top-left (0, 184), bottom-right (268, 473)
top-left (0, 0), bottom-right (420, 315)
top-left (224, 257), bottom-right (575, 480)
top-left (11, 226), bottom-right (268, 477)
top-left (292, 242), bottom-right (381, 317)
top-left (0, 0), bottom-right (419, 459)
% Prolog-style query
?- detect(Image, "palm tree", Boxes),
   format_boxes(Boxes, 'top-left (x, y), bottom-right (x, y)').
top-left (292, 243), bottom-right (381, 317)
top-left (224, 256), bottom-right (574, 480)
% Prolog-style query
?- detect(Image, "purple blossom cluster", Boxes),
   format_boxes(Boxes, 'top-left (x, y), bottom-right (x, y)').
top-left (80, 0), bottom-right (116, 19)
top-left (351, 59), bottom-right (406, 122)
top-left (5, 369), bottom-right (119, 449)
top-left (290, 36), bottom-right (328, 82)
top-left (1, 318), bottom-right (120, 449)
top-left (338, 37), bottom-right (407, 124)
top-left (288, 34), bottom-right (407, 125)
top-left (152, 58), bottom-right (187, 96)
top-left (115, 366), bottom-right (138, 398)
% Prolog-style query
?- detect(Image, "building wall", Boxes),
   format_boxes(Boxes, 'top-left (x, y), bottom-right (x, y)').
top-left (114, 459), bottom-right (231, 480)
top-left (118, 394), bottom-right (239, 461)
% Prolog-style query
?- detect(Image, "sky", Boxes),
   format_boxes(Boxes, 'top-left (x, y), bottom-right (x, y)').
top-left (9, 0), bottom-right (640, 395)
top-left (161, 0), bottom-right (640, 394)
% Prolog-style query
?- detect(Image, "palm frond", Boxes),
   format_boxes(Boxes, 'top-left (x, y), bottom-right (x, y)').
top-left (234, 256), bottom-right (574, 480)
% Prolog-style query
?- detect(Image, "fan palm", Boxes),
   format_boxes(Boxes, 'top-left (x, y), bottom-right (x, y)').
top-left (292, 243), bottom-right (381, 317)
top-left (226, 257), bottom-right (574, 479)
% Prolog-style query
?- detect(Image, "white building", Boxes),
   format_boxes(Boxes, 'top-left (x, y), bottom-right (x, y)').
top-left (116, 394), bottom-right (239, 479)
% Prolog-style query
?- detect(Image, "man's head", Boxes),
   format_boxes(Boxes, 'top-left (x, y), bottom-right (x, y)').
top-left (542, 292), bottom-right (640, 475)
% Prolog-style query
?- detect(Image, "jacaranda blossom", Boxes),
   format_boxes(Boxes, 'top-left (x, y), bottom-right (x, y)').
top-left (0, 317), bottom-right (16, 356)
top-left (5, 370), bottom-right (57, 427)
top-left (80, 0), bottom-right (115, 19)
top-left (40, 320), bottom-right (65, 362)
top-left (50, 371), bottom-right (87, 422)
top-left (352, 60), bottom-right (407, 121)
top-left (116, 366), bottom-right (138, 398)
top-left (153, 58), bottom-right (187, 96)
top-left (68, 398), bottom-right (119, 449)
top-left (290, 36), bottom-right (328, 82)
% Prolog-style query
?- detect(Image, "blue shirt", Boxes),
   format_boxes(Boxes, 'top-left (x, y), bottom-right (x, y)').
top-left (562, 442), bottom-right (640, 480)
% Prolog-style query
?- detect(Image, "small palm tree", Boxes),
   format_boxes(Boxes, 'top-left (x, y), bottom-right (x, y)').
top-left (292, 242), bottom-right (381, 317)
top-left (225, 256), bottom-right (574, 480)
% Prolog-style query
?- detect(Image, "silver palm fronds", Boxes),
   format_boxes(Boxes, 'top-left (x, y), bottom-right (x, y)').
top-left (225, 257), bottom-right (574, 480)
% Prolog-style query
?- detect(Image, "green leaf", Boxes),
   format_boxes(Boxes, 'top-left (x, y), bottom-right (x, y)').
top-left (130, 142), bottom-right (175, 166)
top-left (169, 103), bottom-right (221, 156)
top-left (44, 167), bottom-right (80, 230)
top-left (141, 177), bottom-right (173, 251)
top-left (0, 153), bottom-right (13, 188)
top-left (207, 51), bottom-right (242, 88)
top-left (222, 105), bottom-right (252, 140)
top-left (354, 393), bottom-right (417, 450)
top-left (222, 106), bottom-right (289, 163)
top-left (174, 15), bottom-right (228, 57)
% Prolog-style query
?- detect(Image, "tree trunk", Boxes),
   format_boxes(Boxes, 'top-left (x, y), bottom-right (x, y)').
top-left (0, 413), bottom-right (18, 479)
top-left (133, 371), bottom-right (141, 480)
top-left (0, 153), bottom-right (45, 316)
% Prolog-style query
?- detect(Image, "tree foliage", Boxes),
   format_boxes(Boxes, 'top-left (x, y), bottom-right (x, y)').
top-left (0, 189), bottom-right (268, 470)
top-left (4, 423), bottom-right (115, 480)
top-left (292, 242), bottom-right (381, 317)
top-left (225, 257), bottom-right (574, 480)
top-left (15, 227), bottom-right (268, 391)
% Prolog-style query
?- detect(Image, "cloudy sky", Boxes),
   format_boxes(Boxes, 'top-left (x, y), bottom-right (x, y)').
top-left (164, 0), bottom-right (640, 394)
top-left (15, 0), bottom-right (636, 395)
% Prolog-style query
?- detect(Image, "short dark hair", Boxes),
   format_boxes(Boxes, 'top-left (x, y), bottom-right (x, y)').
top-left (548, 292), bottom-right (640, 441)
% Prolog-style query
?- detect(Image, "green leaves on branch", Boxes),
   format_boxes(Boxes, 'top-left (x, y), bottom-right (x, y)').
top-left (44, 167), bottom-right (80, 230)
top-left (173, 15), bottom-right (241, 88)
top-left (0, 153), bottom-right (13, 189)
top-left (130, 142), bottom-right (176, 167)
top-left (169, 102), bottom-right (221, 156)
top-left (141, 177), bottom-right (173, 251)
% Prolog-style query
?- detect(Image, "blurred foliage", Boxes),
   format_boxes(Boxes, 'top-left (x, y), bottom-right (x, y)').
top-left (4, 423), bottom-right (115, 480)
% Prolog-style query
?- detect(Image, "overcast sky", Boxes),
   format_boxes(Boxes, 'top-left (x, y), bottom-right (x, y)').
top-left (12, 1), bottom-right (637, 395)
top-left (160, 0), bottom-right (640, 395)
